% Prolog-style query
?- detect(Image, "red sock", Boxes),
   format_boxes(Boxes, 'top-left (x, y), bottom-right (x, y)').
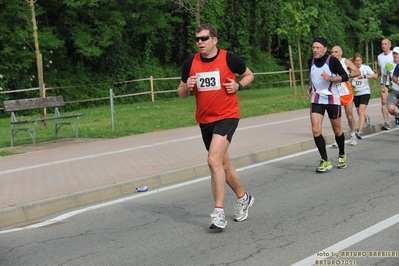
top-left (238, 192), bottom-right (248, 202)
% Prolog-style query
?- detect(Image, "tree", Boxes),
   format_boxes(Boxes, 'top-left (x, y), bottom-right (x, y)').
top-left (169, 0), bottom-right (211, 25)
top-left (0, 1), bottom-right (40, 94)
top-left (357, 0), bottom-right (387, 65)
top-left (276, 1), bottom-right (318, 95)
top-left (1, 0), bottom-right (399, 109)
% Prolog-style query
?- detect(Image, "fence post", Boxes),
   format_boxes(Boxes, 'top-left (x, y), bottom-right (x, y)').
top-left (289, 69), bottom-right (292, 88)
top-left (297, 39), bottom-right (305, 96)
top-left (110, 89), bottom-right (115, 132)
top-left (150, 75), bottom-right (154, 102)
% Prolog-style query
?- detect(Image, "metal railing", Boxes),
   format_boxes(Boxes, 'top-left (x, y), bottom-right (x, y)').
top-left (1, 65), bottom-right (378, 109)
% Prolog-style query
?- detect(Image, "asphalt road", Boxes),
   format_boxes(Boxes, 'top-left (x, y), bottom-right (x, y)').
top-left (1, 130), bottom-right (399, 266)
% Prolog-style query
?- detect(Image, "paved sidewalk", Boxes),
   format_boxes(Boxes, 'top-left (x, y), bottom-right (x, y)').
top-left (0, 98), bottom-right (393, 228)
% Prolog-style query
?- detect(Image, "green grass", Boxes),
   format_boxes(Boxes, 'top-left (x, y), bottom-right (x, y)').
top-left (0, 85), bottom-right (381, 149)
top-left (0, 150), bottom-right (20, 156)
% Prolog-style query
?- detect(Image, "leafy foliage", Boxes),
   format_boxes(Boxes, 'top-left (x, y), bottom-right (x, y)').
top-left (0, 0), bottom-right (398, 110)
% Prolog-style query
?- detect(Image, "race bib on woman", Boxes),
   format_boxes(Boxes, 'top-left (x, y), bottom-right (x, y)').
top-left (351, 79), bottom-right (364, 89)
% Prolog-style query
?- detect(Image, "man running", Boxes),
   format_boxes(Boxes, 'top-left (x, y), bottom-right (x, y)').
top-left (177, 23), bottom-right (255, 229)
top-left (307, 37), bottom-right (349, 172)
top-left (382, 46), bottom-right (399, 127)
top-left (331, 46), bottom-right (361, 146)
top-left (377, 39), bottom-right (393, 130)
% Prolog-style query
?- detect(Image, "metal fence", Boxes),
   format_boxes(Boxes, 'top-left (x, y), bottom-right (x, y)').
top-left (0, 60), bottom-right (380, 108)
top-left (0, 69), bottom-right (309, 109)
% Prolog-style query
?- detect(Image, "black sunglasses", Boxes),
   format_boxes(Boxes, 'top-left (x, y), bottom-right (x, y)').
top-left (195, 35), bottom-right (211, 42)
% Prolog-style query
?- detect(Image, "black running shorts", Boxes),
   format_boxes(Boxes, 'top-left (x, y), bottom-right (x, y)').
top-left (353, 94), bottom-right (370, 107)
top-left (311, 103), bottom-right (342, 119)
top-left (199, 118), bottom-right (239, 151)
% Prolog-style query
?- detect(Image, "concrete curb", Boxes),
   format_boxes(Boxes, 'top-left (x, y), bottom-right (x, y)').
top-left (0, 122), bottom-right (387, 229)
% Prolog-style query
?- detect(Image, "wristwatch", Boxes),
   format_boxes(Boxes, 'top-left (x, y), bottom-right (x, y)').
top-left (237, 82), bottom-right (243, 91)
top-left (330, 76), bottom-right (334, 82)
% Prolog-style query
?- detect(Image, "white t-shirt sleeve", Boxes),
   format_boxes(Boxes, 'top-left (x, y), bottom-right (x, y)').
top-left (365, 65), bottom-right (374, 75)
top-left (377, 56), bottom-right (382, 68)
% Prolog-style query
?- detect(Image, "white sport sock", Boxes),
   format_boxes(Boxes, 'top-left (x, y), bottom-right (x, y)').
top-left (214, 207), bottom-right (224, 214)
top-left (238, 192), bottom-right (248, 203)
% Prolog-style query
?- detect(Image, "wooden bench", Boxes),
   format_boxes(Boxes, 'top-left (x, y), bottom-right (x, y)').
top-left (3, 96), bottom-right (85, 147)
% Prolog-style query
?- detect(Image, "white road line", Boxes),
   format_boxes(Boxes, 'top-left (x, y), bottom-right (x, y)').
top-left (237, 116), bottom-right (308, 130)
top-left (291, 213), bottom-right (399, 266)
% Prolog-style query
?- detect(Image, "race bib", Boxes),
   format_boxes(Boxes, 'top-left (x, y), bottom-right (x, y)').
top-left (336, 82), bottom-right (350, 95)
top-left (196, 71), bottom-right (221, 92)
top-left (351, 79), bottom-right (363, 89)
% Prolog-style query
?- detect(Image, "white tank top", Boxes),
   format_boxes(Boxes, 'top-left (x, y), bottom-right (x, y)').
top-left (310, 56), bottom-right (341, 105)
top-left (336, 58), bottom-right (351, 95)
top-left (340, 58), bottom-right (350, 75)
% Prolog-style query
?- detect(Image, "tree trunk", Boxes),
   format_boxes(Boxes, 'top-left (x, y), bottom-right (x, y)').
top-left (297, 36), bottom-right (304, 95)
top-left (289, 45), bottom-right (297, 97)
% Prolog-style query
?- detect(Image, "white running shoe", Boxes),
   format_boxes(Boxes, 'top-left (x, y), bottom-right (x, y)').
top-left (365, 115), bottom-right (371, 128)
top-left (331, 141), bottom-right (338, 148)
top-left (234, 193), bottom-right (254, 222)
top-left (350, 133), bottom-right (357, 146)
top-left (355, 131), bottom-right (363, 139)
top-left (209, 210), bottom-right (227, 229)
